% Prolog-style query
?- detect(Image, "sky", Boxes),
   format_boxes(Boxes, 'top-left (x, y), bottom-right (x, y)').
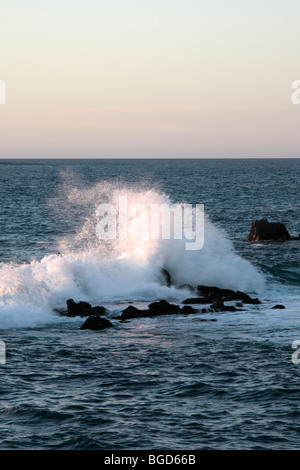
top-left (0, 0), bottom-right (300, 158)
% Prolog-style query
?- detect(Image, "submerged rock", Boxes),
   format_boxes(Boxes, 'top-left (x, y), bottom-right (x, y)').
top-left (80, 315), bottom-right (113, 330)
top-left (245, 219), bottom-right (292, 241)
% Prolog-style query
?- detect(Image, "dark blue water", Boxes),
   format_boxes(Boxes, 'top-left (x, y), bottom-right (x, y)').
top-left (0, 158), bottom-right (299, 449)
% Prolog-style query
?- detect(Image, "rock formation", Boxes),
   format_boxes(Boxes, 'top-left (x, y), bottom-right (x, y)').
top-left (80, 315), bottom-right (113, 330)
top-left (53, 299), bottom-right (107, 317)
top-left (182, 285), bottom-right (261, 305)
top-left (114, 300), bottom-right (198, 321)
top-left (245, 219), bottom-right (292, 241)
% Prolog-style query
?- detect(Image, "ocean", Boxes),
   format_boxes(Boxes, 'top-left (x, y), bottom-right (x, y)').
top-left (0, 158), bottom-right (299, 450)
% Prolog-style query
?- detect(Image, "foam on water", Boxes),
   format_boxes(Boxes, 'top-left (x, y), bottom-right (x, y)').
top-left (0, 175), bottom-right (265, 329)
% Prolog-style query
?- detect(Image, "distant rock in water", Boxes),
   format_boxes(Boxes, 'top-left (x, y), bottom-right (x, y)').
top-left (80, 315), bottom-right (113, 330)
top-left (272, 304), bottom-right (286, 309)
top-left (245, 219), bottom-right (298, 241)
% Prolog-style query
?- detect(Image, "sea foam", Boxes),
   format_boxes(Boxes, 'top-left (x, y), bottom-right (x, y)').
top-left (0, 175), bottom-right (265, 329)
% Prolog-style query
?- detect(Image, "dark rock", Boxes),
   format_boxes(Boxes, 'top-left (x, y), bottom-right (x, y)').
top-left (224, 305), bottom-right (238, 312)
top-left (148, 300), bottom-right (181, 316)
top-left (90, 306), bottom-right (107, 315)
top-left (117, 300), bottom-right (197, 321)
top-left (119, 305), bottom-right (148, 320)
top-left (197, 285), bottom-right (236, 300)
top-left (181, 305), bottom-right (197, 314)
top-left (195, 286), bottom-right (261, 304)
top-left (210, 300), bottom-right (225, 310)
top-left (55, 299), bottom-right (107, 317)
top-left (67, 299), bottom-right (92, 316)
top-left (272, 304), bottom-right (286, 309)
top-left (184, 285), bottom-right (261, 305)
top-left (161, 269), bottom-right (172, 287)
top-left (245, 219), bottom-right (292, 241)
top-left (233, 291), bottom-right (261, 304)
top-left (182, 297), bottom-right (211, 304)
top-left (80, 315), bottom-right (113, 330)
top-left (209, 301), bottom-right (237, 312)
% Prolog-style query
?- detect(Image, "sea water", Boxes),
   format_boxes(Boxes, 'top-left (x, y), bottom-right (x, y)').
top-left (0, 158), bottom-right (299, 449)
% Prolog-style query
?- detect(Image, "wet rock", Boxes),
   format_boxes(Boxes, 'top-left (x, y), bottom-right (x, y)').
top-left (272, 304), bottom-right (286, 309)
top-left (245, 219), bottom-right (292, 241)
top-left (181, 305), bottom-right (197, 315)
top-left (161, 269), bottom-right (172, 287)
top-left (233, 291), bottom-right (261, 304)
top-left (119, 305), bottom-right (149, 320)
top-left (210, 300), bottom-right (225, 310)
top-left (67, 299), bottom-right (91, 316)
top-left (54, 299), bottom-right (107, 317)
top-left (182, 297), bottom-right (211, 305)
top-left (148, 300), bottom-right (181, 316)
top-left (116, 300), bottom-right (197, 321)
top-left (80, 315), bottom-right (113, 330)
top-left (197, 285), bottom-right (236, 300)
top-left (183, 285), bottom-right (261, 305)
top-left (209, 301), bottom-right (238, 312)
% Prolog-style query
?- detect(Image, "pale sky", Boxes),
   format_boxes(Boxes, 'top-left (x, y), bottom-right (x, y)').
top-left (0, 0), bottom-right (300, 158)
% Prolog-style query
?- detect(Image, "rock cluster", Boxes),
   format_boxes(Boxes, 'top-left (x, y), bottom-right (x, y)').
top-left (193, 285), bottom-right (261, 304)
top-left (54, 299), bottom-right (106, 317)
top-left (53, 299), bottom-right (112, 330)
top-left (114, 300), bottom-right (197, 321)
top-left (52, 215), bottom-right (296, 331)
top-left (80, 315), bottom-right (113, 330)
top-left (52, 281), bottom-right (285, 331)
